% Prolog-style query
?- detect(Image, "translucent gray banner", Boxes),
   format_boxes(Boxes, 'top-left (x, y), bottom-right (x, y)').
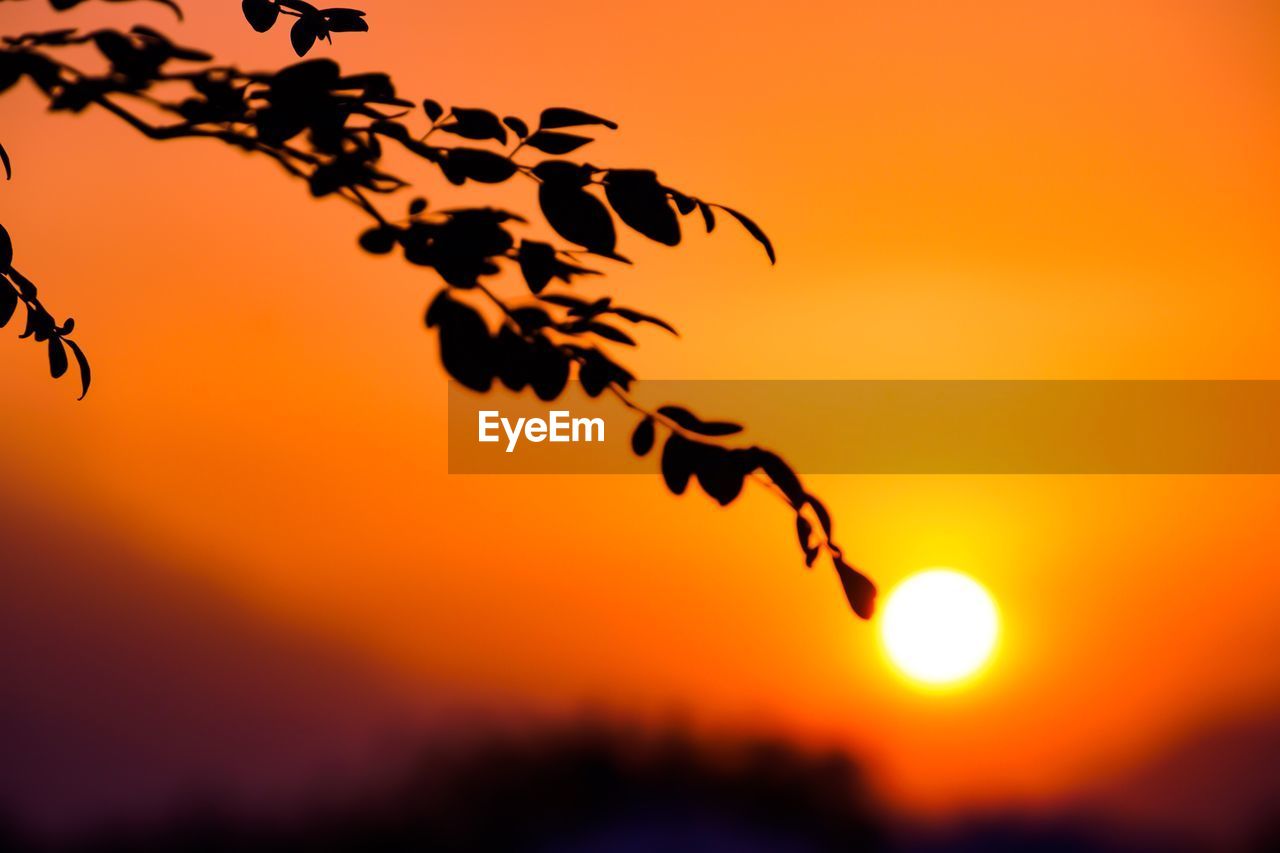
top-left (447, 380), bottom-right (1280, 474)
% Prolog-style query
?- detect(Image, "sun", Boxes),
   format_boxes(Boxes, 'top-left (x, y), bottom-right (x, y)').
top-left (879, 569), bottom-right (999, 687)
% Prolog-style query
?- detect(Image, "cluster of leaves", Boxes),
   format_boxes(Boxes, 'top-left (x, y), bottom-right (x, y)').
top-left (0, 214), bottom-right (91, 397)
top-left (636, 409), bottom-right (873, 617)
top-left (2, 1), bottom-right (366, 55)
top-left (0, 1), bottom-right (876, 617)
top-left (352, 98), bottom-right (773, 263)
top-left (241, 0), bottom-right (367, 57)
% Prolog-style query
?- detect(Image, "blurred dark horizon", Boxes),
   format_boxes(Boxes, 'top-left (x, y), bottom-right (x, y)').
top-left (3, 493), bottom-right (1276, 853)
top-left (1, 717), bottom-right (1276, 852)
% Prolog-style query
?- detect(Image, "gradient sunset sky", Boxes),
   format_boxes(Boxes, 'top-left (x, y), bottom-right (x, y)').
top-left (2, 0), bottom-right (1278, 839)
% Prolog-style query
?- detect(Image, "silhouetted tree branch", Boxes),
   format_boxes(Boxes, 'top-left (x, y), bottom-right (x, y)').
top-left (240, 0), bottom-right (369, 56)
top-left (0, 140), bottom-right (91, 397)
top-left (0, 1), bottom-right (876, 618)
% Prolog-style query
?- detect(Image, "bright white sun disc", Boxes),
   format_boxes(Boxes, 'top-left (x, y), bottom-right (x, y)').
top-left (879, 569), bottom-right (998, 686)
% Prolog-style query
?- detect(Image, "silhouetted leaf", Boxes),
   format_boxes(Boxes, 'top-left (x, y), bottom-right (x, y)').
top-left (610, 307), bottom-right (677, 336)
top-left (151, 0), bottom-right (183, 19)
top-left (511, 306), bottom-right (552, 332)
top-left (697, 201), bottom-right (715, 233)
top-left (0, 141), bottom-right (10, 180)
top-left (47, 336), bottom-right (68, 379)
top-left (807, 494), bottom-right (833, 540)
top-left (423, 99), bottom-right (444, 122)
top-left (129, 26), bottom-right (211, 62)
top-left (657, 405), bottom-right (742, 437)
top-left (358, 225), bottom-right (398, 254)
top-left (503, 116), bottom-right (529, 139)
top-left (694, 446), bottom-right (746, 506)
top-left (538, 183), bottom-right (616, 254)
top-left (308, 157), bottom-right (384, 196)
top-left (670, 190), bottom-right (696, 215)
top-left (557, 298), bottom-right (675, 336)
top-left (563, 296), bottom-right (611, 319)
top-left (425, 291), bottom-right (493, 391)
top-left (0, 280), bottom-right (16, 327)
top-left (423, 290), bottom-right (453, 330)
top-left (336, 70), bottom-right (406, 106)
top-left (7, 266), bottom-right (34, 301)
top-left (538, 294), bottom-right (591, 311)
top-left (9, 51), bottom-right (60, 97)
top-left (796, 516), bottom-right (818, 567)
top-left (715, 204), bottom-right (774, 264)
top-left (269, 55), bottom-right (340, 88)
top-left (242, 0), bottom-right (279, 32)
top-left (531, 160), bottom-right (593, 186)
top-left (750, 449), bottom-right (805, 508)
top-left (578, 354), bottom-right (605, 396)
top-left (529, 337), bottom-right (569, 400)
top-left (254, 106), bottom-right (308, 146)
top-left (517, 240), bottom-right (556, 294)
top-left (442, 148), bottom-right (517, 185)
top-left (420, 209), bottom-right (515, 286)
top-left (524, 130), bottom-right (593, 155)
top-left (747, 448), bottom-right (803, 507)
top-left (0, 225), bottom-right (10, 271)
top-left (323, 9), bottom-right (368, 33)
top-left (65, 337), bottom-right (91, 399)
top-left (290, 16), bottom-right (318, 56)
top-left (573, 345), bottom-right (633, 396)
top-left (493, 326), bottom-right (530, 392)
top-left (539, 107), bottom-right (618, 130)
top-left (443, 107), bottom-right (507, 144)
top-left (660, 434), bottom-right (696, 495)
top-left (0, 62), bottom-right (18, 97)
top-left (604, 170), bottom-right (680, 246)
top-left (2, 26), bottom-right (73, 46)
top-left (834, 556), bottom-right (876, 619)
top-left (585, 322), bottom-right (634, 346)
top-left (19, 305), bottom-right (42, 339)
top-left (90, 31), bottom-right (145, 79)
top-left (631, 417), bottom-right (655, 456)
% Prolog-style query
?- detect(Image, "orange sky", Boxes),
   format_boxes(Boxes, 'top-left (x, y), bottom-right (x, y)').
top-left (2, 0), bottom-right (1279, 824)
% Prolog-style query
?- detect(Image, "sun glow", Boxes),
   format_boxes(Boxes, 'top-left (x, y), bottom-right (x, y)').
top-left (879, 569), bottom-right (999, 687)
